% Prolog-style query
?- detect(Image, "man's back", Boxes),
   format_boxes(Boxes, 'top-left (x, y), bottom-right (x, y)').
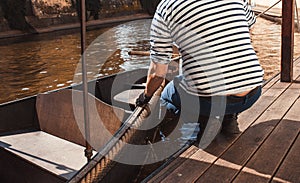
top-left (150, 0), bottom-right (264, 96)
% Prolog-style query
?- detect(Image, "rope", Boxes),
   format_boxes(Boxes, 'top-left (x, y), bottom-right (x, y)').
top-left (256, 0), bottom-right (282, 18)
top-left (254, 0), bottom-right (300, 32)
top-left (71, 86), bottom-right (164, 183)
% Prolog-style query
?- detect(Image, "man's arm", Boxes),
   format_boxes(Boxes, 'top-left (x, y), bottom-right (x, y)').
top-left (136, 61), bottom-right (168, 107)
top-left (144, 61), bottom-right (168, 97)
top-left (136, 5), bottom-right (172, 107)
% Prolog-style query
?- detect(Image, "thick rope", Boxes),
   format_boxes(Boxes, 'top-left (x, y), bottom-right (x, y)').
top-left (72, 86), bottom-right (163, 183)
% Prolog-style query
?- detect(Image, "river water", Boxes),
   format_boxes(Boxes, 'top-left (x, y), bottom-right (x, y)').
top-left (0, 17), bottom-right (299, 104)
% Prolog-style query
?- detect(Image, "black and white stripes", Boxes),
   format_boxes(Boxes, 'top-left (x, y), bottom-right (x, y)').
top-left (150, 0), bottom-right (264, 96)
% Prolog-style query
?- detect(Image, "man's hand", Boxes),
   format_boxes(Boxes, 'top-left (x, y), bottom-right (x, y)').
top-left (135, 92), bottom-right (151, 107)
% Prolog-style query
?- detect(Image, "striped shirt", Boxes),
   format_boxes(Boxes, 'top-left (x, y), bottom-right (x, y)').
top-left (150, 0), bottom-right (264, 96)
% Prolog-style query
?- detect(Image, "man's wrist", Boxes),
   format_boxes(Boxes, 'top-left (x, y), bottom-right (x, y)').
top-left (144, 93), bottom-right (152, 100)
top-left (143, 88), bottom-right (153, 98)
top-left (136, 92), bottom-right (152, 107)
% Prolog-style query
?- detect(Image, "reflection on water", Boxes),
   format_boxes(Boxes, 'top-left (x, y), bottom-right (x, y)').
top-left (73, 19), bottom-right (151, 83)
top-left (0, 35), bottom-right (82, 104)
top-left (0, 19), bottom-right (152, 104)
top-left (0, 17), bottom-right (299, 104)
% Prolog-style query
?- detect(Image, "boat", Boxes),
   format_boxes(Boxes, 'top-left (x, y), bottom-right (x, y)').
top-left (0, 58), bottom-right (184, 182)
top-left (0, 1), bottom-right (187, 181)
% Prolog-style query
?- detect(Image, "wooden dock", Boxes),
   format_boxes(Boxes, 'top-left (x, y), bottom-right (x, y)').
top-left (147, 58), bottom-right (300, 183)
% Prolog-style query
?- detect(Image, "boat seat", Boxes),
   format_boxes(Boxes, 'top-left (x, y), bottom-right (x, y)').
top-left (0, 131), bottom-right (94, 181)
top-left (113, 89), bottom-right (144, 106)
top-left (36, 89), bottom-right (128, 150)
top-left (0, 89), bottom-right (132, 182)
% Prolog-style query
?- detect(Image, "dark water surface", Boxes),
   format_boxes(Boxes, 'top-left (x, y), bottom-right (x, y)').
top-left (0, 19), bottom-right (152, 104)
top-left (0, 17), bottom-right (299, 104)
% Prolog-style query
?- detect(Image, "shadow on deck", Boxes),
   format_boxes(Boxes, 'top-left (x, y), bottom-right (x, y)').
top-left (146, 58), bottom-right (300, 183)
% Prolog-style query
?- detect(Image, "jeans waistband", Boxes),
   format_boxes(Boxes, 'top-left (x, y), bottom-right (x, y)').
top-left (226, 86), bottom-right (260, 103)
top-left (199, 86), bottom-right (261, 103)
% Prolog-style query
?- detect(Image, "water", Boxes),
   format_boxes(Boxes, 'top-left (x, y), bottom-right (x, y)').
top-left (0, 17), bottom-right (299, 104)
top-left (0, 19), bottom-right (152, 104)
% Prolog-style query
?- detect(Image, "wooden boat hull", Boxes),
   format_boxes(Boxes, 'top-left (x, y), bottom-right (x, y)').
top-left (0, 60), bottom-right (180, 182)
top-left (0, 69), bottom-right (152, 182)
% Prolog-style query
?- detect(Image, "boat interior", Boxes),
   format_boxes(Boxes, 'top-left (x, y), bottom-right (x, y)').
top-left (0, 68), bottom-right (157, 182)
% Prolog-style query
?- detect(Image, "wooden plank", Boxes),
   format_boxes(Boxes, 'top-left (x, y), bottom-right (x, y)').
top-left (158, 148), bottom-right (218, 183)
top-left (155, 76), bottom-right (295, 183)
top-left (271, 95), bottom-right (300, 183)
top-left (233, 98), bottom-right (300, 182)
top-left (262, 75), bottom-right (280, 93)
top-left (239, 60), bottom-right (300, 131)
top-left (148, 145), bottom-right (199, 183)
top-left (281, 0), bottom-right (295, 82)
top-left (171, 61), bottom-right (300, 181)
top-left (195, 80), bottom-right (300, 182)
top-left (263, 56), bottom-right (300, 93)
top-left (147, 58), bottom-right (300, 183)
top-left (271, 135), bottom-right (300, 183)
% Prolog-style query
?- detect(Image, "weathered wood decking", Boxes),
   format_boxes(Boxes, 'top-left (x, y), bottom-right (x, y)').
top-left (148, 58), bottom-right (300, 183)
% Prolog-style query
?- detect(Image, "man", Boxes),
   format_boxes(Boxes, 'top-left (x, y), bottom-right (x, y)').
top-left (136, 0), bottom-right (264, 137)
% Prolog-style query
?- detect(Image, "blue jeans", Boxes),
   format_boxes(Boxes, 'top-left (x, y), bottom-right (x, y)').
top-left (160, 76), bottom-right (261, 122)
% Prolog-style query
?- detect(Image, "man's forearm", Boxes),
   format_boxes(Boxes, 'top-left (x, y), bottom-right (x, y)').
top-left (143, 61), bottom-right (168, 97)
top-left (144, 74), bottom-right (164, 97)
